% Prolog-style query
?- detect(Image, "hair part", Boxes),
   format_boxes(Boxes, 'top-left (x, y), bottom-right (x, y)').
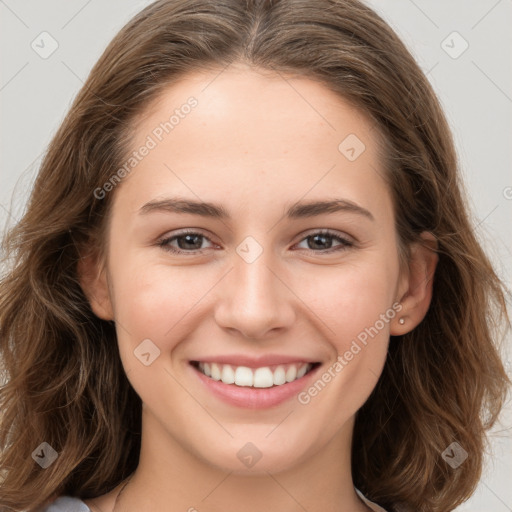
top-left (1, 1), bottom-right (509, 511)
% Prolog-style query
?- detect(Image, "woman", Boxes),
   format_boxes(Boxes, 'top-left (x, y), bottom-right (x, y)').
top-left (0, 1), bottom-right (509, 511)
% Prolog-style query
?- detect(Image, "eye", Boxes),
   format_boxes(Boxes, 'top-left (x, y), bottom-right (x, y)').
top-left (158, 229), bottom-right (353, 255)
top-left (294, 230), bottom-right (354, 253)
top-left (158, 230), bottom-right (215, 254)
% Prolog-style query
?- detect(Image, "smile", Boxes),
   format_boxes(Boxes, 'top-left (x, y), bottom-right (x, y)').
top-left (189, 356), bottom-right (322, 409)
top-left (192, 361), bottom-right (317, 388)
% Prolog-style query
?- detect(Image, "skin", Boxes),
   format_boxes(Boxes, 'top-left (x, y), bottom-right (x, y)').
top-left (79, 62), bottom-right (437, 512)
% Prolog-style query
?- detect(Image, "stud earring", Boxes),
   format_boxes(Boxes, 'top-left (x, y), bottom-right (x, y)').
top-left (399, 317), bottom-right (405, 325)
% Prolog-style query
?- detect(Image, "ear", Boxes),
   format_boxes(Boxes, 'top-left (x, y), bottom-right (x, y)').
top-left (77, 249), bottom-right (114, 321)
top-left (390, 232), bottom-right (438, 335)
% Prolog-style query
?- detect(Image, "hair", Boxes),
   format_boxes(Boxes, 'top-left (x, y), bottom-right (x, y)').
top-left (0, 0), bottom-right (509, 511)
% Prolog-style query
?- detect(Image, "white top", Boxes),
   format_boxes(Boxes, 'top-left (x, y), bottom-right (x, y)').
top-left (356, 488), bottom-right (389, 511)
top-left (39, 496), bottom-right (89, 512)
top-left (40, 489), bottom-right (388, 511)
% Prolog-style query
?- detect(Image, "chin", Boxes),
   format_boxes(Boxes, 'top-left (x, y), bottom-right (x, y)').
top-left (195, 431), bottom-right (314, 475)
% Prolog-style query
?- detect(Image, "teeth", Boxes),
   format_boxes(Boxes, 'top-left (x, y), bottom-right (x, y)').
top-left (297, 364), bottom-right (308, 379)
top-left (273, 365), bottom-right (286, 385)
top-left (197, 362), bottom-right (313, 388)
top-left (210, 363), bottom-right (221, 381)
top-left (285, 365), bottom-right (297, 382)
top-left (235, 366), bottom-right (253, 386)
top-left (253, 367), bottom-right (273, 388)
top-left (221, 364), bottom-right (235, 384)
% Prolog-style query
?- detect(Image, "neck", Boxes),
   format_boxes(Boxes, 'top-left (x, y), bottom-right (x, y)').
top-left (112, 407), bottom-right (370, 512)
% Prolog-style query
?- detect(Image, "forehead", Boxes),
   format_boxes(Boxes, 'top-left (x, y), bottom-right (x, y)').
top-left (115, 64), bottom-right (390, 217)
top-left (132, 63), bottom-right (379, 156)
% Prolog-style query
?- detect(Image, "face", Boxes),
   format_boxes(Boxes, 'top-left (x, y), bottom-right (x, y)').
top-left (86, 63), bottom-right (412, 475)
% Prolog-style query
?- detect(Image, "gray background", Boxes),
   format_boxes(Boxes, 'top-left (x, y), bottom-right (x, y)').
top-left (1, 0), bottom-right (511, 510)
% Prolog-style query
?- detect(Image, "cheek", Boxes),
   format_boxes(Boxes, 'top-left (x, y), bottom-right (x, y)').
top-left (295, 301), bottom-right (392, 431)
top-left (293, 259), bottom-right (397, 407)
top-left (108, 258), bottom-right (211, 354)
top-left (297, 259), bottom-right (398, 345)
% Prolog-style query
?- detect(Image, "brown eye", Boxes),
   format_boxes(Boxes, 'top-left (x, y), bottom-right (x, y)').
top-left (295, 230), bottom-right (354, 253)
top-left (158, 231), bottom-right (214, 254)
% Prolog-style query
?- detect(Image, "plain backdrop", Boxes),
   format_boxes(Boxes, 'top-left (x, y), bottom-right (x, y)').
top-left (1, 1), bottom-right (511, 510)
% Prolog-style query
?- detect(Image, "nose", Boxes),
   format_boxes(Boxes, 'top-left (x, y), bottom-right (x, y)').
top-left (214, 247), bottom-right (296, 340)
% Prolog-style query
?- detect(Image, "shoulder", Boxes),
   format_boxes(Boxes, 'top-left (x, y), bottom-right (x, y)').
top-left (41, 491), bottom-right (390, 512)
top-left (38, 496), bottom-right (91, 512)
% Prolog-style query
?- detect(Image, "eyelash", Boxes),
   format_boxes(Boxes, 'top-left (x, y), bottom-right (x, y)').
top-left (157, 229), bottom-right (354, 255)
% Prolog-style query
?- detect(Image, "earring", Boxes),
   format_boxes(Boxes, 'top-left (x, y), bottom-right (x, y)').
top-left (399, 317), bottom-right (405, 325)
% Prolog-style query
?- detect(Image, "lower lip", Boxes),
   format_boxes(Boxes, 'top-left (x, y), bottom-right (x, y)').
top-left (191, 363), bottom-right (321, 409)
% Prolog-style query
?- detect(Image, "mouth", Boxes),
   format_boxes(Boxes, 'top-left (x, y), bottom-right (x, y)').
top-left (190, 360), bottom-right (321, 388)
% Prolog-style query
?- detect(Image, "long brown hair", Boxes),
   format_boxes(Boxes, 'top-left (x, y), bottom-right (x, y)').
top-left (1, 1), bottom-right (509, 511)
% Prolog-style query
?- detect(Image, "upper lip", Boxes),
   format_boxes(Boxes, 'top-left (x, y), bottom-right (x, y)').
top-left (190, 354), bottom-right (320, 368)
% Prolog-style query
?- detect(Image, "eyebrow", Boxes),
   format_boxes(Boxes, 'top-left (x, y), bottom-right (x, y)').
top-left (139, 197), bottom-right (374, 221)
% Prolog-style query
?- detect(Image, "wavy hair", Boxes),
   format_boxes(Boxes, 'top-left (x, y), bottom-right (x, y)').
top-left (0, 1), bottom-right (509, 511)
